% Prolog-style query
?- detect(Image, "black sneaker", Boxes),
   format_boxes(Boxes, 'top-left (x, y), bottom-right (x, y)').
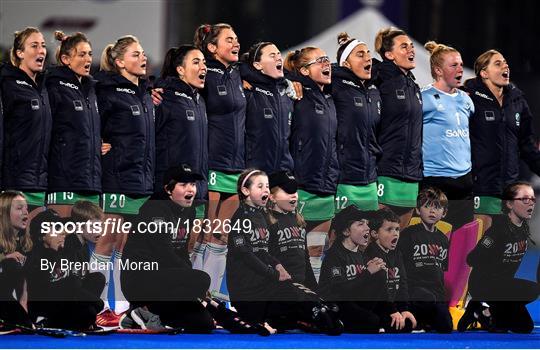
top-left (312, 304), bottom-right (344, 336)
top-left (119, 312), bottom-right (138, 329)
top-left (476, 306), bottom-right (493, 330)
top-left (458, 301), bottom-right (482, 332)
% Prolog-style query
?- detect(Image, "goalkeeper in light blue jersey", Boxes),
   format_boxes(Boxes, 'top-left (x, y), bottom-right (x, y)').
top-left (420, 41), bottom-right (475, 230)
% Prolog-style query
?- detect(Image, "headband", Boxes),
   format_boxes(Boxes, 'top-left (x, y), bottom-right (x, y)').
top-left (339, 39), bottom-right (366, 66)
top-left (253, 42), bottom-right (265, 62)
top-left (241, 170), bottom-right (261, 189)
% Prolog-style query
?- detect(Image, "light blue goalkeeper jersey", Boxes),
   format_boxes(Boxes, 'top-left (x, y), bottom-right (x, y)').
top-left (421, 85), bottom-right (475, 177)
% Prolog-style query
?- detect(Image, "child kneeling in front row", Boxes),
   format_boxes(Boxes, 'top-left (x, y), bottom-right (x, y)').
top-left (397, 187), bottom-right (453, 333)
top-left (318, 205), bottom-right (387, 333)
top-left (365, 208), bottom-right (416, 332)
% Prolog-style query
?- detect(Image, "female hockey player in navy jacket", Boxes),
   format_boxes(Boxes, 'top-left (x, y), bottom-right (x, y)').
top-left (284, 46), bottom-right (339, 281)
top-left (154, 45), bottom-right (208, 206)
top-left (94, 35), bottom-right (154, 315)
top-left (0, 27), bottom-right (51, 211)
top-left (45, 31), bottom-right (104, 217)
top-left (240, 42), bottom-right (294, 175)
top-left (372, 27), bottom-right (423, 228)
top-left (192, 24), bottom-right (246, 290)
top-left (96, 35), bottom-right (154, 208)
top-left (332, 32), bottom-right (382, 212)
top-left (463, 50), bottom-right (540, 232)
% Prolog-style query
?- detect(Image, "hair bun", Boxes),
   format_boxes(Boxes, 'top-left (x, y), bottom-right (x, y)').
top-left (54, 30), bottom-right (67, 42)
top-left (424, 41), bottom-right (439, 54)
top-left (337, 32), bottom-right (351, 46)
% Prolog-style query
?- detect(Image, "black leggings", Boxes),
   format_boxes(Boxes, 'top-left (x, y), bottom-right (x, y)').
top-left (29, 272), bottom-right (105, 330)
top-left (0, 259), bottom-right (31, 326)
top-left (122, 266), bottom-right (214, 332)
top-left (337, 301), bottom-right (381, 333)
top-left (469, 277), bottom-right (539, 333)
top-left (232, 282), bottom-right (327, 329)
top-left (409, 287), bottom-right (453, 333)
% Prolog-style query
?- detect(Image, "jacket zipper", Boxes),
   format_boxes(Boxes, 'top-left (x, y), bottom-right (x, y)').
top-left (274, 84), bottom-right (282, 172)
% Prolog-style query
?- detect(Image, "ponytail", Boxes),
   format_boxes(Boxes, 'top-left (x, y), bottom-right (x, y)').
top-left (99, 35), bottom-right (138, 73)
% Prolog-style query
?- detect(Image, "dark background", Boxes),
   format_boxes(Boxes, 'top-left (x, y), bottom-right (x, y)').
top-left (165, 0), bottom-right (540, 130)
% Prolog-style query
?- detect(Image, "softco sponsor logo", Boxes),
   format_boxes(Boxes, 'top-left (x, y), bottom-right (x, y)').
top-left (474, 91), bottom-right (494, 101)
top-left (342, 79), bottom-right (360, 88)
top-left (60, 81), bottom-right (79, 90)
top-left (207, 67), bottom-right (224, 74)
top-left (255, 86), bottom-right (273, 96)
top-left (16, 80), bottom-right (32, 87)
top-left (116, 88), bottom-right (135, 94)
top-left (175, 91), bottom-right (193, 100)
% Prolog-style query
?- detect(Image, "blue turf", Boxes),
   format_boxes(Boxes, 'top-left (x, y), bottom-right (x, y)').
top-left (1, 330), bottom-right (539, 349)
top-left (2, 250), bottom-right (538, 349)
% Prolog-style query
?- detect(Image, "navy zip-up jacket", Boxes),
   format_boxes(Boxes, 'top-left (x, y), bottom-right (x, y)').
top-left (241, 64), bottom-right (294, 174)
top-left (154, 77), bottom-right (208, 198)
top-left (240, 64), bottom-right (294, 174)
top-left (45, 66), bottom-right (101, 193)
top-left (202, 58), bottom-right (246, 173)
top-left (0, 64), bottom-right (51, 191)
top-left (372, 59), bottom-right (423, 181)
top-left (95, 71), bottom-right (155, 196)
top-left (289, 73), bottom-right (339, 195)
top-left (463, 78), bottom-right (540, 196)
top-left (331, 65), bottom-right (382, 185)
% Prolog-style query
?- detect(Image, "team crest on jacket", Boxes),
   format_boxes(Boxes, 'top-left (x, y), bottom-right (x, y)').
top-left (217, 85), bottom-right (227, 96)
top-left (515, 113), bottom-right (520, 126)
top-left (30, 99), bottom-right (40, 110)
top-left (73, 100), bottom-right (83, 111)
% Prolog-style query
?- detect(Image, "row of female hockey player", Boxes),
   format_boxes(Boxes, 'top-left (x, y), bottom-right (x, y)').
top-left (0, 22), bottom-right (539, 332)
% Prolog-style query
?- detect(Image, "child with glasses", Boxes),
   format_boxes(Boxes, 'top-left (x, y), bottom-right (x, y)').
top-left (459, 181), bottom-right (539, 333)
